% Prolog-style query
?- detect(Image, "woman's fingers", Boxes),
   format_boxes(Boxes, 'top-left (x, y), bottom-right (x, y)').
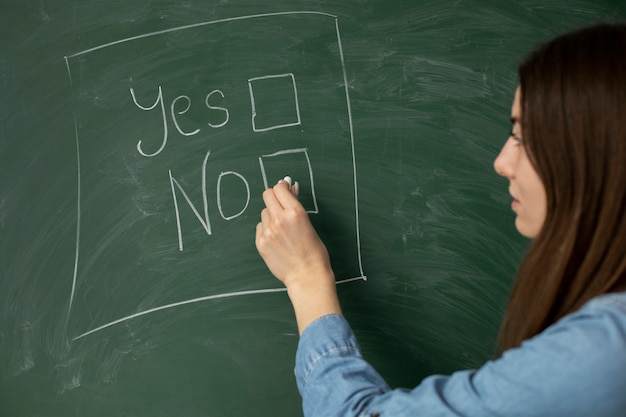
top-left (262, 184), bottom-right (283, 213)
top-left (272, 180), bottom-right (300, 209)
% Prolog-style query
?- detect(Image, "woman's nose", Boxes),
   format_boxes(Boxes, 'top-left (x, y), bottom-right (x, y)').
top-left (494, 141), bottom-right (515, 178)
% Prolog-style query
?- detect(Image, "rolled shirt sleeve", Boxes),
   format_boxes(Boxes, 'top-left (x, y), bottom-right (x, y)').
top-left (295, 293), bottom-right (626, 417)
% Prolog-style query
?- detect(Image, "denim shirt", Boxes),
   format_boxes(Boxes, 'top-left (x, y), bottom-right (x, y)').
top-left (295, 292), bottom-right (626, 417)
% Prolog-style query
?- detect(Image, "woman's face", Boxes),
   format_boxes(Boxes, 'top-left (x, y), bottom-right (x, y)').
top-left (494, 87), bottom-right (547, 239)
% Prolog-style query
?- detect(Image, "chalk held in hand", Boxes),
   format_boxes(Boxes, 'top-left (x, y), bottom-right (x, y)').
top-left (279, 176), bottom-right (299, 197)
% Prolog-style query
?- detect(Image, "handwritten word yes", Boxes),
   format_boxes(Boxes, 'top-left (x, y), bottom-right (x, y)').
top-left (130, 85), bottom-right (229, 157)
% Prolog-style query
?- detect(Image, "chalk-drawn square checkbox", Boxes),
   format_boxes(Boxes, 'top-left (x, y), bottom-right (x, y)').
top-left (258, 148), bottom-right (318, 213)
top-left (248, 73), bottom-right (301, 132)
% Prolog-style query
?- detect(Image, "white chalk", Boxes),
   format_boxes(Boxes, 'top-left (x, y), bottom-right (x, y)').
top-left (278, 176), bottom-right (299, 196)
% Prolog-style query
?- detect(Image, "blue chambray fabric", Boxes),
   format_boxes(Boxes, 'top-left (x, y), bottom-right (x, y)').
top-left (295, 292), bottom-right (626, 417)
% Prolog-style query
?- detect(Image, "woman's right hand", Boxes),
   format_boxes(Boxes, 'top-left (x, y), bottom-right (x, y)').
top-left (255, 180), bottom-right (342, 333)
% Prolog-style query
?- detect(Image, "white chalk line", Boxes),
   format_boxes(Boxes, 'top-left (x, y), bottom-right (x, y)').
top-left (65, 11), bottom-right (337, 59)
top-left (169, 149), bottom-right (213, 251)
top-left (72, 275), bottom-right (365, 341)
top-left (64, 56), bottom-right (81, 318)
top-left (334, 19), bottom-right (366, 280)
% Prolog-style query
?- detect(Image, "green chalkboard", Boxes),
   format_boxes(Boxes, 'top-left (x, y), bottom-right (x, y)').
top-left (1, 1), bottom-right (624, 416)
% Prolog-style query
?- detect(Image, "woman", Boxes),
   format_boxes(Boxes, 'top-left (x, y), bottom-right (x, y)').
top-left (255, 22), bottom-right (626, 417)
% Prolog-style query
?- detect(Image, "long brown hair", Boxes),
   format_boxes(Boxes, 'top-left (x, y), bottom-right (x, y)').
top-left (497, 22), bottom-right (626, 352)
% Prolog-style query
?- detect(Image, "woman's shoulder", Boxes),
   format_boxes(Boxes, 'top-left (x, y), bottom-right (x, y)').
top-left (479, 292), bottom-right (626, 416)
top-left (540, 291), bottom-right (626, 356)
top-left (516, 291), bottom-right (626, 384)
top-left (550, 291), bottom-right (626, 336)
top-left (579, 291), bottom-right (626, 319)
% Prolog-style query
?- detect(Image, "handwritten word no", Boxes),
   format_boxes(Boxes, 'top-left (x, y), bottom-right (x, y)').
top-left (167, 149), bottom-right (251, 251)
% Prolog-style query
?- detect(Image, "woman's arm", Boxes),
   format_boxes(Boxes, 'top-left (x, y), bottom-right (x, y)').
top-left (294, 295), bottom-right (626, 417)
top-left (254, 182), bottom-right (626, 417)
top-left (255, 180), bottom-right (342, 334)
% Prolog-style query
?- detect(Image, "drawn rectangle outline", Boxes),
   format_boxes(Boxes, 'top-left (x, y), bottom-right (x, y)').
top-left (248, 73), bottom-right (302, 132)
top-left (64, 11), bottom-right (366, 341)
top-left (258, 148), bottom-right (319, 213)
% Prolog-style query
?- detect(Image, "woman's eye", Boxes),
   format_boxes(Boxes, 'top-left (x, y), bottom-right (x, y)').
top-left (509, 131), bottom-right (524, 145)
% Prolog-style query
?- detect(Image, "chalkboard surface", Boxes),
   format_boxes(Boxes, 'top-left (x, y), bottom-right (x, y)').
top-left (1, 1), bottom-right (623, 416)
